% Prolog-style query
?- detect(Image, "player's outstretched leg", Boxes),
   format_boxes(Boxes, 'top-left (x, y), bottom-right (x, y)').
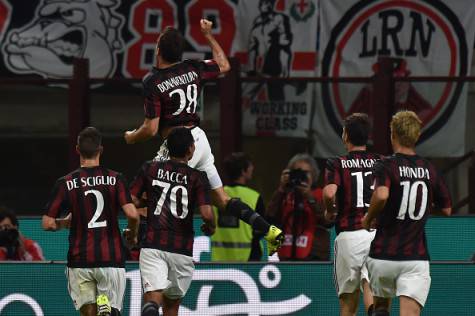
top-left (225, 198), bottom-right (284, 255)
top-left (96, 294), bottom-right (112, 316)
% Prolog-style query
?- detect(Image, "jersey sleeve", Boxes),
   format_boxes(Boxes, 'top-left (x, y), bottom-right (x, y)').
top-left (433, 171), bottom-right (452, 209)
top-left (195, 171), bottom-right (211, 207)
top-left (130, 162), bottom-right (149, 198)
top-left (373, 159), bottom-right (391, 189)
top-left (143, 74), bottom-right (161, 119)
top-left (116, 173), bottom-right (133, 206)
top-left (43, 179), bottom-right (69, 218)
top-left (324, 158), bottom-right (341, 186)
top-left (194, 59), bottom-right (221, 79)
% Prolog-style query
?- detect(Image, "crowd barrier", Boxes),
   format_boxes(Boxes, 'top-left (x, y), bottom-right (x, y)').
top-left (0, 262), bottom-right (473, 315)
top-left (19, 216), bottom-right (475, 261)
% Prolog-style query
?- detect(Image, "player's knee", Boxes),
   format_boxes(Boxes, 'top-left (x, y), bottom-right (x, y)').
top-left (110, 308), bottom-right (121, 316)
top-left (371, 309), bottom-right (389, 316)
top-left (142, 301), bottom-right (159, 316)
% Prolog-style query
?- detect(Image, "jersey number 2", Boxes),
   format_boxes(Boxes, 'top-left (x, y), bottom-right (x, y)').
top-left (86, 190), bottom-right (107, 228)
top-left (152, 180), bottom-right (189, 219)
top-left (170, 84), bottom-right (198, 115)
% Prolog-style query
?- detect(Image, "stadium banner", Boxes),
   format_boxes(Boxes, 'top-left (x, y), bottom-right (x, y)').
top-left (0, 262), bottom-right (474, 315)
top-left (232, 0), bottom-right (319, 137)
top-left (0, 0), bottom-right (238, 79)
top-left (314, 0), bottom-right (475, 157)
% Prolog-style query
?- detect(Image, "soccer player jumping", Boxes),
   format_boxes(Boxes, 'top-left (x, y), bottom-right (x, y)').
top-left (124, 19), bottom-right (283, 253)
top-left (363, 111), bottom-right (452, 316)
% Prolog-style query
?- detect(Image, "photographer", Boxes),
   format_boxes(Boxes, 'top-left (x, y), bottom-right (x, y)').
top-left (0, 207), bottom-right (44, 261)
top-left (266, 154), bottom-right (330, 261)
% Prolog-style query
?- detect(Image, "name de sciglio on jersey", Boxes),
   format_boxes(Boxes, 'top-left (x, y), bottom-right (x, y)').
top-left (66, 176), bottom-right (117, 191)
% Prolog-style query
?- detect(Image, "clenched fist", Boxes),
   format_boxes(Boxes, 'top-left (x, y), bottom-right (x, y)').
top-left (200, 19), bottom-right (213, 35)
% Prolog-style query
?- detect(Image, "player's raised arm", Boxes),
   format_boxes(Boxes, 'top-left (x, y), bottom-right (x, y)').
top-left (200, 19), bottom-right (230, 73)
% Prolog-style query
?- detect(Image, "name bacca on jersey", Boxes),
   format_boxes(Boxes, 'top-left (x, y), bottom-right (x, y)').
top-left (130, 160), bottom-right (211, 257)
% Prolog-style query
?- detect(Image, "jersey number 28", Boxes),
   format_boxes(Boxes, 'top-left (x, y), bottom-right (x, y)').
top-left (170, 84), bottom-right (198, 115)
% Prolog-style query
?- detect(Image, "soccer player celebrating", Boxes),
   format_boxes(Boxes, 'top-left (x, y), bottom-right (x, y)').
top-left (42, 127), bottom-right (140, 316)
top-left (323, 113), bottom-right (382, 316)
top-left (363, 111), bottom-right (452, 316)
top-left (124, 19), bottom-right (283, 253)
top-left (129, 127), bottom-right (215, 316)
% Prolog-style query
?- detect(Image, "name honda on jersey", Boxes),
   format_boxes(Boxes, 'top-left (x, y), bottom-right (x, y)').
top-left (399, 166), bottom-right (430, 179)
top-left (341, 158), bottom-right (377, 169)
top-left (66, 176), bottom-right (117, 191)
top-left (156, 71), bottom-right (198, 93)
top-left (157, 168), bottom-right (188, 185)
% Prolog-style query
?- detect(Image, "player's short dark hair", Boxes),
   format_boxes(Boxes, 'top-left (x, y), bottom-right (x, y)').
top-left (77, 127), bottom-right (102, 159)
top-left (0, 206), bottom-right (18, 228)
top-left (158, 27), bottom-right (184, 63)
top-left (167, 127), bottom-right (194, 158)
top-left (343, 113), bottom-right (371, 146)
top-left (223, 152), bottom-right (252, 182)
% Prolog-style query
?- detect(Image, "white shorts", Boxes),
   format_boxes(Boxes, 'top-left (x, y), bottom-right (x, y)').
top-left (66, 267), bottom-right (126, 311)
top-left (155, 126), bottom-right (222, 189)
top-left (140, 248), bottom-right (195, 299)
top-left (366, 257), bottom-right (431, 307)
top-left (333, 229), bottom-right (376, 296)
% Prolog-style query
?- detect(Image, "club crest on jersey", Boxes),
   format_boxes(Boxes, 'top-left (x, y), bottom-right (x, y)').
top-left (320, 0), bottom-right (468, 143)
top-left (1, 0), bottom-right (124, 78)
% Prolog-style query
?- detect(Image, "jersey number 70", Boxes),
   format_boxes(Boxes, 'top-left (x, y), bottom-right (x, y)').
top-left (152, 180), bottom-right (189, 219)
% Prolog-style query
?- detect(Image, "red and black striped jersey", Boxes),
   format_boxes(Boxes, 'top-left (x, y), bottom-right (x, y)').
top-left (324, 151), bottom-right (383, 234)
top-left (130, 160), bottom-right (211, 257)
top-left (43, 166), bottom-right (132, 268)
top-left (369, 153), bottom-right (451, 261)
top-left (143, 59), bottom-right (220, 128)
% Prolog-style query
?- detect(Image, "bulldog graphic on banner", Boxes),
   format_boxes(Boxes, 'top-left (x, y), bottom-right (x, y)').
top-left (2, 0), bottom-right (124, 78)
top-left (315, 0), bottom-right (475, 157)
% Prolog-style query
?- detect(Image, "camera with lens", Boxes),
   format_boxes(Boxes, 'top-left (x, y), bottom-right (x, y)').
top-left (0, 228), bottom-right (19, 248)
top-left (288, 168), bottom-right (309, 188)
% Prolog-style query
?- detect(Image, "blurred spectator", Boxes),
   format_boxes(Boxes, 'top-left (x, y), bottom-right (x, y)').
top-left (266, 153), bottom-right (330, 261)
top-left (211, 152), bottom-right (265, 261)
top-left (0, 206), bottom-right (44, 261)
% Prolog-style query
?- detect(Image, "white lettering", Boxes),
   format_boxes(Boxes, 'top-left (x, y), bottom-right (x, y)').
top-left (340, 158), bottom-right (377, 169)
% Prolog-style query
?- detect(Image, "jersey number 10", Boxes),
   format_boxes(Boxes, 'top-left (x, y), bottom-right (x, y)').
top-left (397, 181), bottom-right (428, 220)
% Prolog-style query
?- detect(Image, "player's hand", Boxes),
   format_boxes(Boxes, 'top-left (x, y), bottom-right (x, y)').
top-left (124, 130), bottom-right (136, 144)
top-left (201, 223), bottom-right (215, 236)
top-left (200, 19), bottom-right (213, 36)
top-left (123, 228), bottom-right (138, 247)
top-left (361, 213), bottom-right (376, 231)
